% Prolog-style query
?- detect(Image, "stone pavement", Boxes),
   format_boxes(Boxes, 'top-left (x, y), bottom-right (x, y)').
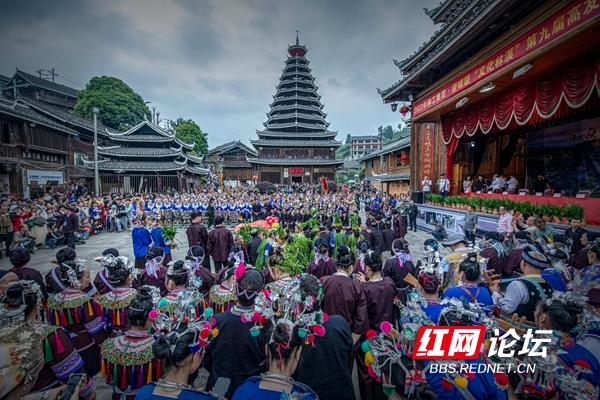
top-left (0, 225), bottom-right (446, 276)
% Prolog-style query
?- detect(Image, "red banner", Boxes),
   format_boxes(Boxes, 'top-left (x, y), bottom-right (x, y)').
top-left (413, 0), bottom-right (600, 118)
top-left (420, 123), bottom-right (435, 180)
top-left (289, 167), bottom-right (305, 176)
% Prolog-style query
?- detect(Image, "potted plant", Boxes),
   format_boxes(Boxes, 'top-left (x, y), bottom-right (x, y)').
top-left (561, 204), bottom-right (584, 223)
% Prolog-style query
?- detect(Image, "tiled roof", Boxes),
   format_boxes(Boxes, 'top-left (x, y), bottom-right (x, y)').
top-left (247, 157), bottom-right (344, 166)
top-left (14, 70), bottom-right (79, 98)
top-left (113, 120), bottom-right (173, 138)
top-left (223, 160), bottom-right (252, 168)
top-left (257, 129), bottom-right (337, 138)
top-left (251, 139), bottom-right (341, 147)
top-left (97, 146), bottom-right (182, 157)
top-left (0, 98), bottom-right (77, 135)
top-left (359, 137), bottom-right (411, 160)
top-left (92, 160), bottom-right (186, 172)
top-left (110, 134), bottom-right (173, 142)
top-left (0, 74), bottom-right (10, 86)
top-left (20, 97), bottom-right (119, 137)
top-left (379, 0), bottom-right (502, 100)
top-left (371, 172), bottom-right (410, 181)
top-left (184, 153), bottom-right (205, 163)
top-left (186, 165), bottom-right (209, 175)
top-left (207, 140), bottom-right (257, 157)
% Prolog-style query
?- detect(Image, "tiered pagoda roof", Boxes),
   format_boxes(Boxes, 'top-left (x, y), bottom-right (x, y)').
top-left (249, 34), bottom-right (342, 166)
top-left (85, 121), bottom-right (208, 175)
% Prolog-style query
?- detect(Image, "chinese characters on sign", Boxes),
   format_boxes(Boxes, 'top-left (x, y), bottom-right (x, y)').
top-left (420, 123), bottom-right (435, 181)
top-left (289, 167), bottom-right (305, 176)
top-left (412, 0), bottom-right (600, 118)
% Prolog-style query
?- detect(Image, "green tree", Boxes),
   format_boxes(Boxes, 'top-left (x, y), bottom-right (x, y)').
top-left (336, 144), bottom-right (351, 160)
top-left (170, 118), bottom-right (208, 155)
top-left (74, 76), bottom-right (151, 131)
top-left (345, 134), bottom-right (352, 144)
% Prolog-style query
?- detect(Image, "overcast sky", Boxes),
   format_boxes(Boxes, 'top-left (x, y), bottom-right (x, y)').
top-left (0, 0), bottom-right (440, 147)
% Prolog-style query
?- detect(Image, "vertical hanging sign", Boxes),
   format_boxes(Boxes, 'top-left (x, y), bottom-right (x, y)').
top-left (421, 123), bottom-right (435, 180)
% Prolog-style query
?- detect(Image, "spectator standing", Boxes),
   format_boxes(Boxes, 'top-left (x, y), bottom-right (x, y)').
top-left (533, 175), bottom-right (549, 194)
top-left (206, 198), bottom-right (215, 228)
top-left (0, 204), bottom-right (13, 257)
top-left (437, 173), bottom-right (450, 198)
top-left (132, 216), bottom-right (152, 269)
top-left (496, 206), bottom-right (514, 239)
top-left (421, 175), bottom-right (432, 195)
top-left (463, 205), bottom-right (478, 245)
top-left (30, 204), bottom-right (48, 247)
top-left (61, 205), bottom-right (79, 249)
top-left (207, 215), bottom-right (234, 273)
top-left (408, 200), bottom-right (419, 232)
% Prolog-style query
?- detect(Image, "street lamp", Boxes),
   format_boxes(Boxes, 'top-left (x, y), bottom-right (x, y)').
top-left (92, 106), bottom-right (100, 195)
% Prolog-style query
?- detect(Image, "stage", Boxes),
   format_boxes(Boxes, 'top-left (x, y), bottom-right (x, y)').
top-left (463, 193), bottom-right (600, 226)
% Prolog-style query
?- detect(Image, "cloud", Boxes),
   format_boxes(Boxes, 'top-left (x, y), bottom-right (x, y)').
top-left (0, 0), bottom-right (440, 147)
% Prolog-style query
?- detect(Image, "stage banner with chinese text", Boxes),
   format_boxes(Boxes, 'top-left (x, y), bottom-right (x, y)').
top-left (421, 123), bottom-right (435, 180)
top-left (413, 0), bottom-right (600, 118)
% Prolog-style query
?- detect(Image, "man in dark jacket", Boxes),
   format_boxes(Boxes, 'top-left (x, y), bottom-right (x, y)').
top-left (368, 220), bottom-right (385, 254)
top-left (408, 200), bottom-right (419, 232)
top-left (247, 229), bottom-right (263, 266)
top-left (186, 212), bottom-right (208, 249)
top-left (186, 212), bottom-right (210, 268)
top-left (207, 215), bottom-right (234, 273)
top-left (382, 220), bottom-right (395, 260)
top-left (206, 198), bottom-right (215, 228)
top-left (61, 205), bottom-right (79, 249)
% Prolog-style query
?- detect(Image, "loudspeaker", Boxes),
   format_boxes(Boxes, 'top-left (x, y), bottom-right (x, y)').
top-left (412, 191), bottom-right (424, 204)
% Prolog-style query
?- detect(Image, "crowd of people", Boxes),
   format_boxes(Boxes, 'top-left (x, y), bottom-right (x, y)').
top-left (421, 173), bottom-right (554, 196)
top-left (0, 183), bottom-right (598, 400)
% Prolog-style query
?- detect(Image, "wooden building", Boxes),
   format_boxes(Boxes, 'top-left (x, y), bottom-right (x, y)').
top-left (361, 137), bottom-right (411, 195)
top-left (248, 34), bottom-right (343, 183)
top-left (88, 121), bottom-right (208, 194)
top-left (379, 0), bottom-right (600, 208)
top-left (3, 69), bottom-right (78, 110)
top-left (205, 141), bottom-right (257, 184)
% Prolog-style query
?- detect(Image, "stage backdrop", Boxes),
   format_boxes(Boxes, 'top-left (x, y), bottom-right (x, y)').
top-left (527, 117), bottom-right (600, 196)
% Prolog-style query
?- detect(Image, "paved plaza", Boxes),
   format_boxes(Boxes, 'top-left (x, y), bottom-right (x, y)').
top-left (0, 224), bottom-right (444, 275)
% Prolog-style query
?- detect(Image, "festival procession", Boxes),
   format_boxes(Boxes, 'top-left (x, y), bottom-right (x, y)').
top-left (0, 0), bottom-right (599, 399)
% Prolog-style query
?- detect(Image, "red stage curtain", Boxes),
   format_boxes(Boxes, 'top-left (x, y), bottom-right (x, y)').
top-left (441, 56), bottom-right (600, 144)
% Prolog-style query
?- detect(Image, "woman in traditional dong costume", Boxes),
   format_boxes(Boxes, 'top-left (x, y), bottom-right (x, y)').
top-left (135, 310), bottom-right (219, 399)
top-left (159, 260), bottom-right (204, 319)
top-left (45, 247), bottom-right (96, 297)
top-left (93, 248), bottom-right (121, 295)
top-left (1, 280), bottom-right (95, 399)
top-left (208, 265), bottom-right (237, 313)
top-left (96, 255), bottom-right (137, 336)
top-left (46, 259), bottom-right (106, 377)
top-left (232, 273), bottom-right (320, 399)
top-left (101, 287), bottom-right (160, 400)
top-left (134, 246), bottom-right (168, 296)
top-left (186, 246), bottom-right (215, 299)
